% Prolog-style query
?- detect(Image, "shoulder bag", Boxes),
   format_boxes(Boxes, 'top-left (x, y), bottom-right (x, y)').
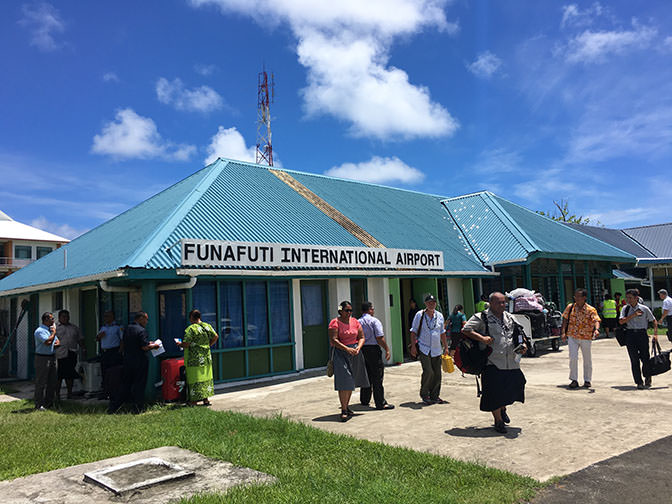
top-left (648, 338), bottom-right (671, 376)
top-left (614, 305), bottom-right (631, 347)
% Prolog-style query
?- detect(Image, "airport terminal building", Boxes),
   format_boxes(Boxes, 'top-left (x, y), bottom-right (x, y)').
top-left (0, 159), bottom-right (635, 392)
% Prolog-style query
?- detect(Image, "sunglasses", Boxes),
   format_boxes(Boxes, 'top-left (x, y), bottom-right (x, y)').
top-left (342, 309), bottom-right (353, 312)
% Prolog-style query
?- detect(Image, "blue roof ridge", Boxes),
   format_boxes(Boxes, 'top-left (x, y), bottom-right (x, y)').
top-left (214, 157), bottom-right (450, 200)
top-left (441, 190), bottom-right (492, 202)
top-left (492, 195), bottom-right (637, 259)
top-left (124, 159), bottom-right (227, 267)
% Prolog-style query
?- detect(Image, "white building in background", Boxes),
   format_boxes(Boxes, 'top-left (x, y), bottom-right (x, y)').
top-left (0, 210), bottom-right (69, 280)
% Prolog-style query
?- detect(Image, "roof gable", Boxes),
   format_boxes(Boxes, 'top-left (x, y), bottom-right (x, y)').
top-left (441, 192), bottom-right (636, 264)
top-left (623, 223), bottom-right (672, 258)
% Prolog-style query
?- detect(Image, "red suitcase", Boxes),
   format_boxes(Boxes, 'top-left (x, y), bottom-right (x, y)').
top-left (161, 358), bottom-right (185, 401)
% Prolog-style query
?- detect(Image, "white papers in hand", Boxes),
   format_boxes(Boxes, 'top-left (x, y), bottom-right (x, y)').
top-left (151, 339), bottom-right (165, 357)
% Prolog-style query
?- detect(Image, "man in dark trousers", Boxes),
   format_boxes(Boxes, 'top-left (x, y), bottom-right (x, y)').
top-left (358, 302), bottom-right (394, 410)
top-left (109, 311), bottom-right (158, 413)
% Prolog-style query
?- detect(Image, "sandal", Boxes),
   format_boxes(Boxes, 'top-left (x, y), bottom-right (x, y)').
top-left (339, 410), bottom-right (349, 422)
top-left (346, 407), bottom-right (354, 416)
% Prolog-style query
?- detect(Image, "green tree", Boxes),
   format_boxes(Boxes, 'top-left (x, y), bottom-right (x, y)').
top-left (537, 199), bottom-right (593, 225)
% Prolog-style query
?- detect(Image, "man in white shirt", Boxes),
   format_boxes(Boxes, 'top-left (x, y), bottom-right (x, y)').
top-left (358, 302), bottom-right (394, 410)
top-left (410, 294), bottom-right (448, 405)
top-left (657, 289), bottom-right (672, 343)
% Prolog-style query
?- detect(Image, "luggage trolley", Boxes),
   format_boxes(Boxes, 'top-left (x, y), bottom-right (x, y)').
top-left (509, 299), bottom-right (563, 357)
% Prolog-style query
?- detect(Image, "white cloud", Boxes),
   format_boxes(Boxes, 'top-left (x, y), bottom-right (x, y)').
top-left (194, 63), bottom-right (217, 76)
top-left (561, 3), bottom-right (604, 29)
top-left (18, 2), bottom-right (66, 51)
top-left (31, 216), bottom-right (87, 240)
top-left (664, 36), bottom-right (672, 50)
top-left (567, 106), bottom-right (672, 163)
top-left (102, 72), bottom-right (119, 83)
top-left (324, 156), bottom-right (424, 184)
top-left (190, 0), bottom-right (458, 140)
top-left (563, 21), bottom-right (657, 63)
top-left (91, 108), bottom-right (195, 161)
top-left (299, 31), bottom-right (458, 139)
top-left (467, 51), bottom-right (502, 78)
top-left (473, 148), bottom-right (522, 174)
top-left (204, 126), bottom-right (257, 165)
top-left (156, 77), bottom-right (224, 113)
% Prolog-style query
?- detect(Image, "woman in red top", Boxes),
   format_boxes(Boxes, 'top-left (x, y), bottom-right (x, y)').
top-left (328, 301), bottom-right (368, 422)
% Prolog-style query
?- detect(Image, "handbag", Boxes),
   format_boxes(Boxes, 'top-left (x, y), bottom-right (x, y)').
top-left (614, 305), bottom-right (631, 347)
top-left (648, 339), bottom-right (671, 376)
top-left (326, 346), bottom-right (335, 377)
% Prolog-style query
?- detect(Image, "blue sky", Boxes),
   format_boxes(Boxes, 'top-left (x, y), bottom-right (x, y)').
top-left (1, 0), bottom-right (671, 239)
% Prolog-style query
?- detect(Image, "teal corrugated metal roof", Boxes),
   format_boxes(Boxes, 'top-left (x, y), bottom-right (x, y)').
top-left (3, 159), bottom-right (492, 294)
top-left (441, 192), bottom-right (636, 265)
top-left (288, 171), bottom-right (489, 273)
top-left (146, 161), bottom-right (367, 268)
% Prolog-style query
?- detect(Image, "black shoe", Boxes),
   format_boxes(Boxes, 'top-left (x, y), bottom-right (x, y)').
top-left (494, 421), bottom-right (507, 434)
top-left (637, 383), bottom-right (645, 390)
top-left (360, 402), bottom-right (370, 407)
top-left (583, 382), bottom-right (591, 388)
top-left (568, 380), bottom-right (579, 389)
top-left (346, 407), bottom-right (355, 416)
top-left (501, 409), bottom-right (510, 424)
top-left (434, 398), bottom-right (448, 404)
top-left (421, 396), bottom-right (433, 405)
top-left (645, 377), bottom-right (652, 388)
top-left (376, 403), bottom-right (395, 410)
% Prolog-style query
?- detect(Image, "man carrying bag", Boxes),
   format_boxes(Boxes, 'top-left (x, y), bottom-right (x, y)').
top-left (619, 289), bottom-right (659, 389)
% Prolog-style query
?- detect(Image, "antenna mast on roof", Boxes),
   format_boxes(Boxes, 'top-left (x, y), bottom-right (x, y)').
top-left (255, 68), bottom-right (274, 166)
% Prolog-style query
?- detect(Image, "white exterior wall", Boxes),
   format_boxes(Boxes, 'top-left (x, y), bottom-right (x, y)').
top-left (327, 278), bottom-right (350, 319)
top-left (292, 279), bottom-right (303, 369)
top-left (445, 278), bottom-right (464, 314)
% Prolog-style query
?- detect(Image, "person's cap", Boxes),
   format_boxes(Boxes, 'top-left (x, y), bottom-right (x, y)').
top-left (424, 294), bottom-right (437, 303)
top-left (658, 289), bottom-right (668, 295)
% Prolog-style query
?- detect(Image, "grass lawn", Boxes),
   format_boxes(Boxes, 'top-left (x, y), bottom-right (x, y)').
top-left (0, 400), bottom-right (540, 503)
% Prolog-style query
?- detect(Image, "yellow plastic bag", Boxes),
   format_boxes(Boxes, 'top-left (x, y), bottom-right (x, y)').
top-left (441, 354), bottom-right (455, 373)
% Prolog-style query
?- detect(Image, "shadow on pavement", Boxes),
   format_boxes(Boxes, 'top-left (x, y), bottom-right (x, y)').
top-left (445, 426), bottom-right (521, 439)
top-left (398, 401), bottom-right (433, 410)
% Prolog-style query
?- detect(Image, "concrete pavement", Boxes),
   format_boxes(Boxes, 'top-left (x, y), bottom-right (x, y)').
top-left (208, 337), bottom-right (672, 482)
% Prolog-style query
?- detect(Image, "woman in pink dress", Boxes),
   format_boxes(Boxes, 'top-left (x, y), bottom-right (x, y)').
top-left (328, 301), bottom-right (369, 422)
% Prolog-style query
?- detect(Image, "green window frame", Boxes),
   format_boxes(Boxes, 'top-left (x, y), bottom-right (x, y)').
top-left (192, 278), bottom-right (295, 383)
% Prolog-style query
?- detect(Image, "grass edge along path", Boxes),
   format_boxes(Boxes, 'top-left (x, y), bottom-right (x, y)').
top-left (0, 400), bottom-right (540, 504)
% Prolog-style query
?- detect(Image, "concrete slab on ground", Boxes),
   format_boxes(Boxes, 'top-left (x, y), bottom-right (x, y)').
top-left (0, 446), bottom-right (275, 503)
top-left (207, 337), bottom-right (672, 482)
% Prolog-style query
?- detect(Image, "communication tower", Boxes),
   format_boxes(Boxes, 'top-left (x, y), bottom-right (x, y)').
top-left (255, 70), bottom-right (274, 166)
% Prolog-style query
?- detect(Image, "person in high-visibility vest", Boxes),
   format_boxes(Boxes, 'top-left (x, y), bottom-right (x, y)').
top-left (601, 293), bottom-right (618, 338)
top-left (475, 294), bottom-right (489, 313)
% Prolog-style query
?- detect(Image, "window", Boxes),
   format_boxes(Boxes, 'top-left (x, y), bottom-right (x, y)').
top-left (192, 282), bottom-right (217, 329)
top-left (270, 281), bottom-right (290, 343)
top-left (51, 291), bottom-right (63, 311)
top-left (14, 246), bottom-right (31, 259)
top-left (192, 279), bottom-right (293, 381)
top-left (159, 290), bottom-right (186, 355)
top-left (220, 282), bottom-right (243, 348)
top-left (36, 246), bottom-right (52, 259)
top-left (245, 281), bottom-right (268, 346)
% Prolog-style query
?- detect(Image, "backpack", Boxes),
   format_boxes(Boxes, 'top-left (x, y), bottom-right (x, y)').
top-left (454, 312), bottom-right (493, 376)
